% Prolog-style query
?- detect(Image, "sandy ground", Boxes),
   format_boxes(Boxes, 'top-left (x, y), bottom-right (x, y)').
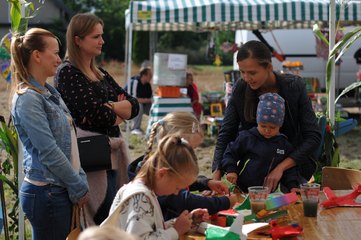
top-left (1, 62), bottom-right (361, 179)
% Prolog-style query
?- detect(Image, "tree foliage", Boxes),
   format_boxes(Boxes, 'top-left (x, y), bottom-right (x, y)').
top-left (62, 0), bottom-right (129, 61)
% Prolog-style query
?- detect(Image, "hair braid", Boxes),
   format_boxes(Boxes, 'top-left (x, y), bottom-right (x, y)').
top-left (144, 121), bottom-right (161, 162)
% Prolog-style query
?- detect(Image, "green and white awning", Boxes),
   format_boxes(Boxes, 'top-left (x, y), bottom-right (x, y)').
top-left (128, 0), bottom-right (361, 31)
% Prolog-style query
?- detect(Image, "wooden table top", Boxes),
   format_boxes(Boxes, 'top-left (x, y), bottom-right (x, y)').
top-left (183, 190), bottom-right (361, 240)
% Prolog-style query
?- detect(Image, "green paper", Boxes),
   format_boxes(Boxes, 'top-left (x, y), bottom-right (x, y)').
top-left (226, 216), bottom-right (234, 226)
top-left (205, 227), bottom-right (240, 240)
top-left (233, 195), bottom-right (250, 210)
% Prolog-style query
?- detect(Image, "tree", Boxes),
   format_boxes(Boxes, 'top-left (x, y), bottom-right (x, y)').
top-left (62, 0), bottom-right (129, 61)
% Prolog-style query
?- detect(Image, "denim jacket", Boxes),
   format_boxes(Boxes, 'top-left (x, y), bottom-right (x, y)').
top-left (11, 79), bottom-right (88, 203)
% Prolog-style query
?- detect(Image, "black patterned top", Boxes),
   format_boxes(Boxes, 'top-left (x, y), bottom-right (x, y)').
top-left (55, 61), bottom-right (139, 137)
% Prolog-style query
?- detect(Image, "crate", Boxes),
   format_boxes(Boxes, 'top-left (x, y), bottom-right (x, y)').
top-left (156, 86), bottom-right (181, 98)
top-left (335, 118), bottom-right (358, 137)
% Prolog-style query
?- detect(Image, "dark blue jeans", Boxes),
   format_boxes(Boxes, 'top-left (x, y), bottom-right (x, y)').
top-left (20, 181), bottom-right (72, 240)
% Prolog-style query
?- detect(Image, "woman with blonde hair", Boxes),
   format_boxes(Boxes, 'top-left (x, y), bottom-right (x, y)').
top-left (127, 112), bottom-right (239, 221)
top-left (55, 13), bottom-right (139, 225)
top-left (10, 28), bottom-right (89, 239)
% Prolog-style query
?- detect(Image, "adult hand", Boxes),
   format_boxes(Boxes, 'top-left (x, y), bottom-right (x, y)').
top-left (264, 167), bottom-right (284, 192)
top-left (77, 192), bottom-right (89, 207)
top-left (207, 180), bottom-right (229, 195)
top-left (212, 169), bottom-right (222, 181)
top-left (226, 172), bottom-right (238, 185)
top-left (201, 190), bottom-right (213, 196)
top-left (174, 210), bottom-right (192, 236)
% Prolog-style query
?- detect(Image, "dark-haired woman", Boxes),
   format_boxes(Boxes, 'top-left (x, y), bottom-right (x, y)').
top-left (212, 40), bottom-right (321, 192)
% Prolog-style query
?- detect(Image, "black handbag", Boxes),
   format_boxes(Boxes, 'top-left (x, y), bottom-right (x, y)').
top-left (77, 134), bottom-right (111, 172)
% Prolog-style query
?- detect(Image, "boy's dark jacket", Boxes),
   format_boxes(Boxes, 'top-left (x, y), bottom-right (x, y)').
top-left (222, 127), bottom-right (300, 193)
top-left (128, 156), bottom-right (230, 221)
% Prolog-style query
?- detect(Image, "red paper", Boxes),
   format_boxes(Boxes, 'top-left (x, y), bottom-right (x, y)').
top-left (321, 185), bottom-right (361, 208)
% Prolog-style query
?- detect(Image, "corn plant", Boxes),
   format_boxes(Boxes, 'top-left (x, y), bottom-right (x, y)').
top-left (0, 116), bottom-right (18, 239)
top-left (313, 23), bottom-right (361, 183)
top-left (313, 24), bottom-right (361, 118)
top-left (1, 1), bottom-right (43, 239)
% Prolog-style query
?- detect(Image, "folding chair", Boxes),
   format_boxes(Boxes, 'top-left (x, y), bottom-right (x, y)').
top-left (322, 166), bottom-right (361, 190)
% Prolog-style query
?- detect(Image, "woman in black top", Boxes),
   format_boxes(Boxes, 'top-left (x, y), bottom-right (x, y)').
top-left (212, 41), bottom-right (321, 192)
top-left (55, 13), bottom-right (139, 224)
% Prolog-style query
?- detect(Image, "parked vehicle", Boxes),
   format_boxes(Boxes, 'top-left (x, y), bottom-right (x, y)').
top-left (234, 27), bottom-right (361, 91)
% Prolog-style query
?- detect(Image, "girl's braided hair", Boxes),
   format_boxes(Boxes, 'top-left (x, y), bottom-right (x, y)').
top-left (143, 112), bottom-right (201, 162)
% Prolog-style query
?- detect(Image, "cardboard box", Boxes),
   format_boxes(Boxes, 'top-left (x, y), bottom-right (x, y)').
top-left (153, 53), bottom-right (187, 86)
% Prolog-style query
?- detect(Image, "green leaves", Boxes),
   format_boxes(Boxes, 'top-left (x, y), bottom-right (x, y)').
top-left (313, 24), bottom-right (329, 46)
top-left (331, 27), bottom-right (361, 63)
top-left (313, 24), bottom-right (361, 120)
top-left (311, 24), bottom-right (361, 180)
top-left (7, 0), bottom-right (38, 34)
top-left (335, 81), bottom-right (361, 104)
top-left (9, 0), bottom-right (22, 33)
top-left (0, 117), bottom-right (18, 173)
top-left (0, 115), bottom-right (19, 238)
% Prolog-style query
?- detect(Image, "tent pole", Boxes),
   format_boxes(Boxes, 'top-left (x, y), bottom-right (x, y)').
top-left (124, 8), bottom-right (133, 138)
top-left (126, 23), bottom-right (133, 138)
top-left (329, 0), bottom-right (336, 126)
top-left (124, 23), bottom-right (130, 136)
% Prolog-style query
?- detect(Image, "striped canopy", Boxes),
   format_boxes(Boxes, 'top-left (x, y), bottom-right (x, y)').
top-left (128, 0), bottom-right (361, 31)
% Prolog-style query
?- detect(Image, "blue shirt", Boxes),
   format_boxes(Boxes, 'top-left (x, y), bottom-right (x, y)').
top-left (11, 79), bottom-right (88, 203)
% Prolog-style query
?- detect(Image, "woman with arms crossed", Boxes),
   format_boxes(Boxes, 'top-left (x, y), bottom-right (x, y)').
top-left (55, 13), bottom-right (139, 224)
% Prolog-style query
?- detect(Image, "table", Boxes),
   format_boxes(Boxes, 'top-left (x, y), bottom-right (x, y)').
top-left (183, 190), bottom-right (361, 240)
top-left (146, 96), bottom-right (193, 135)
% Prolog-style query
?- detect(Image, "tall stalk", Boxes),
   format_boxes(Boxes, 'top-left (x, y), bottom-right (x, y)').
top-left (1, 1), bottom-right (43, 238)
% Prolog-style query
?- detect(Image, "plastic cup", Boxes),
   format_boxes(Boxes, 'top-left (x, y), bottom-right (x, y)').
top-left (300, 183), bottom-right (320, 217)
top-left (248, 186), bottom-right (269, 214)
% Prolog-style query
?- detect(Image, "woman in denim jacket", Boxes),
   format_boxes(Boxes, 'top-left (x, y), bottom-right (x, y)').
top-left (10, 28), bottom-right (89, 240)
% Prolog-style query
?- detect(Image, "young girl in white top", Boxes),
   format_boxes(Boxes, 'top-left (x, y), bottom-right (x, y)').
top-left (102, 134), bottom-right (208, 239)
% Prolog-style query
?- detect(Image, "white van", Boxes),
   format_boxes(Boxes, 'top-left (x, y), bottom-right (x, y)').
top-left (234, 27), bottom-right (361, 91)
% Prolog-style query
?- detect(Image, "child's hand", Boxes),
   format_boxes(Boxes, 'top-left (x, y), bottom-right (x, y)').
top-left (290, 187), bottom-right (301, 193)
top-left (228, 193), bottom-right (244, 207)
top-left (174, 210), bottom-right (192, 236)
top-left (226, 172), bottom-right (238, 184)
top-left (191, 208), bottom-right (209, 225)
top-left (207, 180), bottom-right (229, 195)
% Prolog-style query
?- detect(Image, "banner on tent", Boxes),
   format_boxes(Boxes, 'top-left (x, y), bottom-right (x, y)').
top-left (128, 0), bottom-right (361, 31)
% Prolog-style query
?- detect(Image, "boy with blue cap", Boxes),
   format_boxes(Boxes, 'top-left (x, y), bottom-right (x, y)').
top-left (221, 92), bottom-right (302, 193)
